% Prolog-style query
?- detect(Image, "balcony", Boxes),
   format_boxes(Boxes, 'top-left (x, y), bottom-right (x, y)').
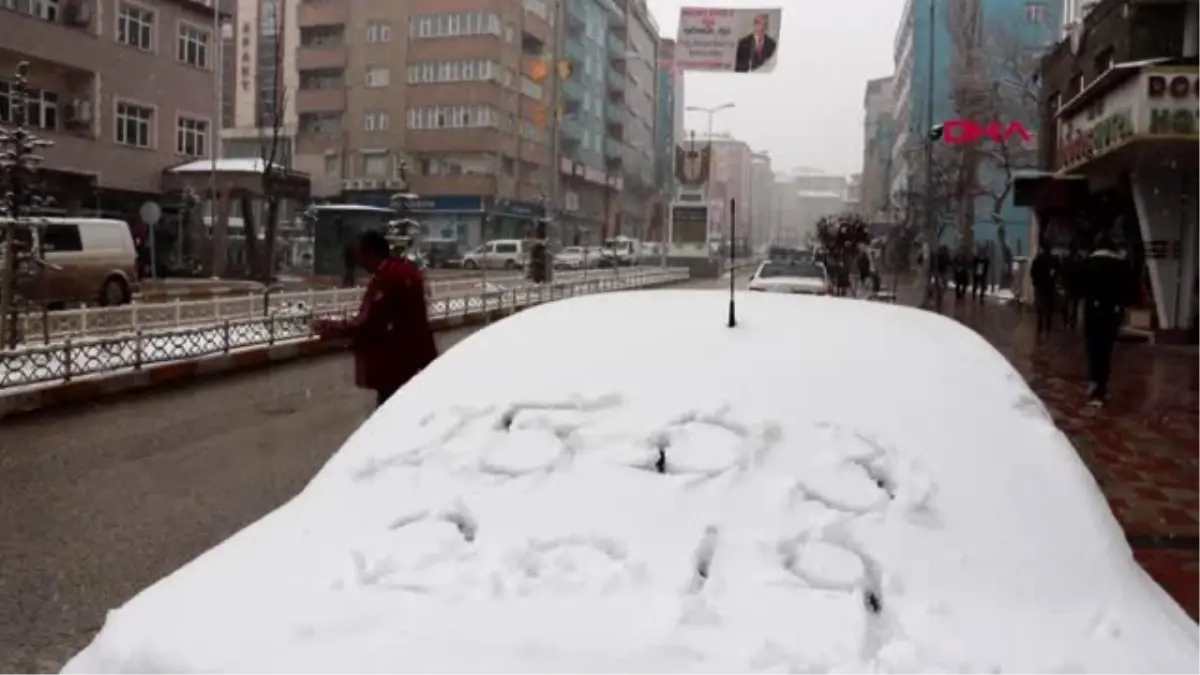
top-left (562, 77), bottom-right (585, 101)
top-left (2, 8), bottom-right (105, 75)
top-left (297, 0), bottom-right (348, 27)
top-left (295, 88), bottom-right (346, 113)
top-left (606, 68), bottom-right (625, 95)
top-left (296, 47), bottom-right (346, 70)
top-left (605, 137), bottom-right (624, 160)
top-left (561, 117), bottom-right (584, 141)
top-left (606, 34), bottom-right (626, 57)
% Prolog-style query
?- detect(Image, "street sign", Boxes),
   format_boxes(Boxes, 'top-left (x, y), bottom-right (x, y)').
top-left (138, 201), bottom-right (161, 279)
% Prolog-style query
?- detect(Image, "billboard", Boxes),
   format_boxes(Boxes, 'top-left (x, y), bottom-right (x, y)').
top-left (676, 7), bottom-right (782, 74)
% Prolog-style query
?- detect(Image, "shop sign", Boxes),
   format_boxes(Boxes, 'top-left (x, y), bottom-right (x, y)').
top-left (1145, 72), bottom-right (1199, 137)
top-left (1057, 110), bottom-right (1134, 170)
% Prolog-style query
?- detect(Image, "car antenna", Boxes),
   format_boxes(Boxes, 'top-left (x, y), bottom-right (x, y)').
top-left (727, 198), bottom-right (737, 328)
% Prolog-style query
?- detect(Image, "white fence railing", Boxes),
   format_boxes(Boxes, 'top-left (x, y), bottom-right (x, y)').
top-left (16, 268), bottom-right (653, 342)
top-left (0, 268), bottom-right (691, 390)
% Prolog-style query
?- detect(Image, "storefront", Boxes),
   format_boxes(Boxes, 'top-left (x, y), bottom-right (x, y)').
top-left (1051, 64), bottom-right (1198, 339)
top-left (338, 192), bottom-right (546, 249)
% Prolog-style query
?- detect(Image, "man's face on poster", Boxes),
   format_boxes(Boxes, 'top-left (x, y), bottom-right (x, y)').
top-left (753, 14), bottom-right (768, 38)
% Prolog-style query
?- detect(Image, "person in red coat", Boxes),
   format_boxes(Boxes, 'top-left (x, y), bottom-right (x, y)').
top-left (313, 230), bottom-right (438, 408)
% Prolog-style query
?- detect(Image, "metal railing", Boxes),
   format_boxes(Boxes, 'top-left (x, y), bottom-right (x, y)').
top-left (0, 267), bottom-right (690, 390)
top-left (15, 268), bottom-right (653, 342)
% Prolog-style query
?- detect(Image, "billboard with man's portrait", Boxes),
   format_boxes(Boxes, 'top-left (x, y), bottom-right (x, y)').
top-left (675, 7), bottom-right (782, 74)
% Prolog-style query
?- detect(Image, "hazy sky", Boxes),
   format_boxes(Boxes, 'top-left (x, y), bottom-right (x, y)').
top-left (648, 0), bottom-right (904, 177)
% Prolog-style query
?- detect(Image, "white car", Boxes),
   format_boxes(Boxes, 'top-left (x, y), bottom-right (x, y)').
top-left (65, 292), bottom-right (1198, 673)
top-left (748, 260), bottom-right (830, 295)
top-left (553, 246), bottom-right (589, 269)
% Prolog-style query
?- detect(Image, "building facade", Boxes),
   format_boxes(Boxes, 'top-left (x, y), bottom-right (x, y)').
top-left (860, 75), bottom-right (894, 219)
top-left (889, 0), bottom-right (1061, 258)
top-left (615, 0), bottom-right (659, 241)
top-left (1, 0), bottom-right (223, 216)
top-left (699, 133), bottom-right (752, 241)
top-left (654, 39), bottom-right (679, 214)
top-left (1028, 0), bottom-right (1197, 338)
top-left (749, 153), bottom-right (773, 251)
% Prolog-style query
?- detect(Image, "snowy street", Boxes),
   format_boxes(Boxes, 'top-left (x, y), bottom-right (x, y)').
top-left (0, 270), bottom-right (751, 673)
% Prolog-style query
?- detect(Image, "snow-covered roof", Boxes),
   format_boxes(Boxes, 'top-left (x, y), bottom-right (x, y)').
top-left (167, 158), bottom-right (303, 174)
top-left (64, 292), bottom-right (1199, 673)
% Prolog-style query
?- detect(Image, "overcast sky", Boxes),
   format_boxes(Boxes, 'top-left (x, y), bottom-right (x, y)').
top-left (648, 0), bottom-right (904, 177)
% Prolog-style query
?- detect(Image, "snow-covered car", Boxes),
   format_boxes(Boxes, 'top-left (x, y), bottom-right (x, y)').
top-left (748, 259), bottom-right (830, 295)
top-left (65, 292), bottom-right (1198, 673)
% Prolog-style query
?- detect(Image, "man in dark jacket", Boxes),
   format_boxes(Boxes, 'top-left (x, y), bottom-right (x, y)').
top-left (1030, 243), bottom-right (1059, 337)
top-left (734, 13), bottom-right (777, 72)
top-left (971, 249), bottom-right (990, 301)
top-left (1078, 234), bottom-right (1131, 407)
top-left (315, 231), bottom-right (439, 408)
top-left (952, 250), bottom-right (970, 299)
top-left (1060, 246), bottom-right (1084, 329)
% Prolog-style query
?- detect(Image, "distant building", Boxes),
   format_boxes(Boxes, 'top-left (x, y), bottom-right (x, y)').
top-left (860, 76), bottom-right (894, 219)
top-left (749, 153), bottom-right (774, 250)
top-left (844, 173), bottom-right (863, 214)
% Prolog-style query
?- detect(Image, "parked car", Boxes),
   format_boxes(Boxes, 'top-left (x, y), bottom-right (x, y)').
top-left (421, 239), bottom-right (463, 269)
top-left (748, 260), bottom-right (830, 295)
top-left (2, 217), bottom-right (139, 307)
top-left (553, 246), bottom-right (589, 269)
top-left (461, 239), bottom-right (528, 271)
top-left (64, 291), bottom-right (1199, 673)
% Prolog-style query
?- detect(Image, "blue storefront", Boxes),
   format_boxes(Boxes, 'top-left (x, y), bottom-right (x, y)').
top-left (339, 192), bottom-right (546, 249)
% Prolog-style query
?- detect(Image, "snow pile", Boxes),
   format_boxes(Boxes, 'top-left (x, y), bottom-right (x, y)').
top-left (64, 291), bottom-right (1198, 673)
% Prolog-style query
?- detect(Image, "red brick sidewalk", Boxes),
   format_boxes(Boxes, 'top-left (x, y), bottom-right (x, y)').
top-left (911, 291), bottom-right (1198, 620)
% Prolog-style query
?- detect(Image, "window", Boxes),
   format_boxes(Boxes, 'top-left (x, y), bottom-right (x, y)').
top-left (361, 152), bottom-right (390, 177)
top-left (177, 24), bottom-right (209, 68)
top-left (175, 117), bottom-right (208, 156)
top-left (118, 2), bottom-right (155, 50)
top-left (406, 105), bottom-right (497, 130)
top-left (299, 68), bottom-right (344, 89)
top-left (42, 224), bottom-right (82, 252)
top-left (3, 0), bottom-right (60, 21)
top-left (365, 66), bottom-right (390, 87)
top-left (364, 110), bottom-right (389, 131)
top-left (115, 101), bottom-right (154, 148)
top-left (408, 60), bottom-right (495, 84)
top-left (409, 12), bottom-right (501, 38)
top-left (1024, 2), bottom-right (1046, 23)
top-left (323, 153), bottom-right (340, 177)
top-left (1093, 46), bottom-right (1115, 74)
top-left (1069, 72), bottom-right (1084, 96)
top-left (366, 21), bottom-right (390, 43)
top-left (0, 80), bottom-right (59, 130)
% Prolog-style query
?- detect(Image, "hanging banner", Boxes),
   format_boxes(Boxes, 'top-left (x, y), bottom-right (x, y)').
top-left (675, 7), bottom-right (782, 73)
top-left (675, 143), bottom-right (712, 188)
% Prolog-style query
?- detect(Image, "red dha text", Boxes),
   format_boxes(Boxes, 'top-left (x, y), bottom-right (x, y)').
top-left (942, 120), bottom-right (1033, 144)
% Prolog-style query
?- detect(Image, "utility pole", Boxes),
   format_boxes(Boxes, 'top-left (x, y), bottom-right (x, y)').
top-left (921, 0), bottom-right (937, 306)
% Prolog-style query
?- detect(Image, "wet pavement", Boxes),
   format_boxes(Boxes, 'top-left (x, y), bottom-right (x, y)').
top-left (912, 289), bottom-right (1198, 620)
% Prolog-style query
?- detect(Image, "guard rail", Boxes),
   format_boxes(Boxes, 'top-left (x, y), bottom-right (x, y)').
top-left (0, 267), bottom-right (690, 390)
top-left (16, 268), bottom-right (646, 342)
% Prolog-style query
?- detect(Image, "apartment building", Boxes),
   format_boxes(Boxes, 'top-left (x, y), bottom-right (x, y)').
top-left (748, 152), bottom-right (773, 250)
top-left (239, 0), bottom-right (557, 245)
top-left (1, 0), bottom-right (223, 216)
top-left (860, 75), bottom-right (893, 219)
top-left (698, 132), bottom-right (752, 240)
top-left (616, 0), bottom-right (659, 241)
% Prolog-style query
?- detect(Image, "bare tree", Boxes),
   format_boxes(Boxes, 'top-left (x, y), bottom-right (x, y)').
top-left (241, 0), bottom-right (287, 281)
top-left (945, 0), bottom-right (1041, 283)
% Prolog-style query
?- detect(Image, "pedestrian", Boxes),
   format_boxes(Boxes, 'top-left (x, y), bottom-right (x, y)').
top-left (1060, 245), bottom-right (1083, 329)
top-left (856, 249), bottom-right (871, 293)
top-left (1079, 233), bottom-right (1131, 407)
top-left (971, 247), bottom-right (990, 301)
top-left (935, 245), bottom-right (951, 298)
top-left (952, 250), bottom-right (970, 299)
top-left (314, 230), bottom-right (439, 409)
top-left (1030, 240), bottom-right (1059, 337)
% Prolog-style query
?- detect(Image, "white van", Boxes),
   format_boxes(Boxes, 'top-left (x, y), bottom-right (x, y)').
top-left (3, 217), bottom-right (140, 307)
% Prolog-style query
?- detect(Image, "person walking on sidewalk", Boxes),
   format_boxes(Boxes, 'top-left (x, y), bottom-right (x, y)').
top-left (971, 248), bottom-right (990, 301)
top-left (1079, 233), bottom-right (1132, 407)
top-left (315, 230), bottom-right (439, 409)
top-left (1031, 242), bottom-right (1060, 338)
top-left (1060, 245), bottom-right (1084, 329)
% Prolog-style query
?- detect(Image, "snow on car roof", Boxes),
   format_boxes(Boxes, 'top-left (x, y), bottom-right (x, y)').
top-left (66, 291), bottom-right (1198, 673)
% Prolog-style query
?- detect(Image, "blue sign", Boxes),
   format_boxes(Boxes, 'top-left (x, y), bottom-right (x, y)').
top-left (408, 195), bottom-right (484, 213)
top-left (492, 199), bottom-right (545, 218)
